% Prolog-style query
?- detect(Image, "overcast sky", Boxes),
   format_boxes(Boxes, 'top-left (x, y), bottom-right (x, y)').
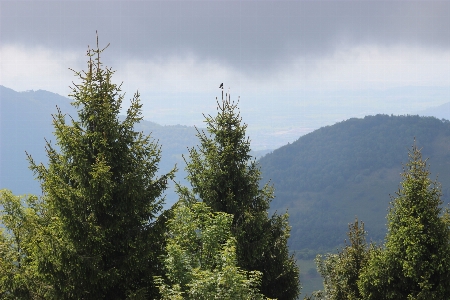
top-left (1, 0), bottom-right (450, 149)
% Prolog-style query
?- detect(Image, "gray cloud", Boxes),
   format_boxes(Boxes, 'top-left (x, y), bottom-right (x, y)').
top-left (1, 1), bottom-right (449, 75)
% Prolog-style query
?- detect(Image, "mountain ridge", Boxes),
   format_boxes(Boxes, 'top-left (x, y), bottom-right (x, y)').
top-left (260, 114), bottom-right (450, 253)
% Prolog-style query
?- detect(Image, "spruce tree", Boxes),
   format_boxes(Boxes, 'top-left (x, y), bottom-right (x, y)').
top-left (359, 143), bottom-right (450, 299)
top-left (28, 37), bottom-right (175, 299)
top-left (314, 219), bottom-right (372, 300)
top-left (183, 89), bottom-right (300, 300)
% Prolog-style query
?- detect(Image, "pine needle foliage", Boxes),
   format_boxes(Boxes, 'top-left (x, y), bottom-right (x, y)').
top-left (28, 36), bottom-right (175, 299)
top-left (313, 219), bottom-right (372, 300)
top-left (359, 143), bottom-right (450, 299)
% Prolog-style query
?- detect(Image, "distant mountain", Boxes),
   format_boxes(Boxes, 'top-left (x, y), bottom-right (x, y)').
top-left (0, 86), bottom-right (191, 205)
top-left (416, 101), bottom-right (450, 121)
top-left (259, 115), bottom-right (450, 254)
top-left (0, 86), bottom-right (76, 196)
top-left (0, 86), bottom-right (270, 206)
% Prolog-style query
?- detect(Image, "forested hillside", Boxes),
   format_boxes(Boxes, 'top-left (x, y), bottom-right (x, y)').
top-left (259, 114), bottom-right (450, 254)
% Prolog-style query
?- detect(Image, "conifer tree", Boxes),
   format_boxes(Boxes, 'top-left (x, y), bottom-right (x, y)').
top-left (28, 36), bottom-right (175, 299)
top-left (183, 89), bottom-right (300, 300)
top-left (314, 219), bottom-right (372, 300)
top-left (358, 144), bottom-right (450, 299)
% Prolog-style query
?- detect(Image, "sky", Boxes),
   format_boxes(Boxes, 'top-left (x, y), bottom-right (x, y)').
top-left (1, 0), bottom-right (450, 149)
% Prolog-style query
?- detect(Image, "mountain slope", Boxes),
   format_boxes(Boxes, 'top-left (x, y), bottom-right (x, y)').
top-left (259, 115), bottom-right (450, 253)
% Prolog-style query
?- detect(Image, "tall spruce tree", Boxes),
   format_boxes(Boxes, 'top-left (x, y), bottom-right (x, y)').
top-left (28, 37), bottom-right (175, 299)
top-left (358, 143), bottom-right (450, 299)
top-left (183, 89), bottom-right (300, 300)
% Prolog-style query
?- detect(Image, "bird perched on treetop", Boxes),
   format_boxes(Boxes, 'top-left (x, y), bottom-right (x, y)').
top-left (219, 83), bottom-right (223, 89)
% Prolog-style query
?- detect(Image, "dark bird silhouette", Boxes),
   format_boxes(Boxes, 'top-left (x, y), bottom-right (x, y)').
top-left (219, 83), bottom-right (223, 89)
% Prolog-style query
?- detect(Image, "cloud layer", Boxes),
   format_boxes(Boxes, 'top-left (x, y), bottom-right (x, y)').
top-left (3, 43), bottom-right (450, 97)
top-left (2, 1), bottom-right (450, 149)
top-left (2, 1), bottom-right (450, 72)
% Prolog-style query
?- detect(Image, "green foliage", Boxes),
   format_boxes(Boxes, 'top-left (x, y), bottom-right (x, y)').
top-left (358, 144), bottom-right (450, 299)
top-left (0, 189), bottom-right (51, 299)
top-left (183, 92), bottom-right (300, 300)
top-left (155, 194), bottom-right (270, 300)
top-left (27, 38), bottom-right (175, 299)
top-left (313, 219), bottom-right (372, 300)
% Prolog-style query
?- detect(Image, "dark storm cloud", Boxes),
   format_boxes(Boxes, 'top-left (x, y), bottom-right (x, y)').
top-left (1, 1), bottom-right (449, 73)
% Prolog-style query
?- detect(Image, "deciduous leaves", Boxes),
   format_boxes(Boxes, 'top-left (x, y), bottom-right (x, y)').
top-left (155, 196), bottom-right (270, 300)
top-left (0, 190), bottom-right (50, 299)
